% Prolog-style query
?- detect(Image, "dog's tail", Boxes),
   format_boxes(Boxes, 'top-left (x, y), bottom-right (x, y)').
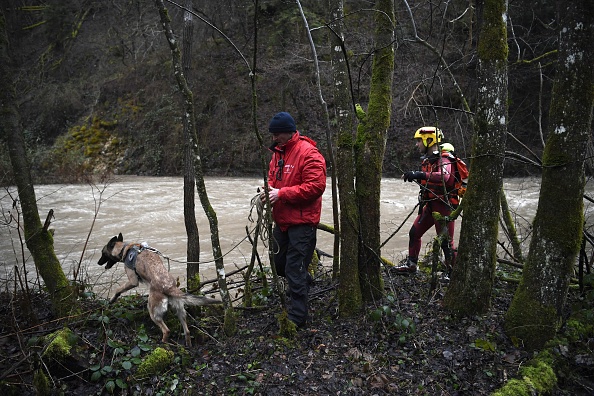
top-left (177, 294), bottom-right (222, 307)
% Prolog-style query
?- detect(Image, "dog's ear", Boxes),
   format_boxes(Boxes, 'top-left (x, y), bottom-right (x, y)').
top-left (117, 233), bottom-right (123, 242)
top-left (106, 236), bottom-right (117, 251)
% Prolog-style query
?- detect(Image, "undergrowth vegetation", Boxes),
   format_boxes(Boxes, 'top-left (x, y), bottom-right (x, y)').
top-left (1, 265), bottom-right (592, 395)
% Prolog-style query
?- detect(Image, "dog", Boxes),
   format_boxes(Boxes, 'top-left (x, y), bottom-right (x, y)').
top-left (98, 233), bottom-right (221, 346)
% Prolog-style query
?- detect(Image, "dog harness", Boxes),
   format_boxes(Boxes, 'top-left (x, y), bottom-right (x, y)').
top-left (124, 245), bottom-right (142, 271)
top-left (119, 243), bottom-right (163, 279)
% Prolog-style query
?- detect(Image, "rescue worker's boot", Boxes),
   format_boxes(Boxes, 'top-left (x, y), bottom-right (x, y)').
top-left (393, 257), bottom-right (418, 274)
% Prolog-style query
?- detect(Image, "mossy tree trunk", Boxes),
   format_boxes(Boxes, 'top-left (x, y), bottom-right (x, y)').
top-left (443, 0), bottom-right (508, 315)
top-left (355, 0), bottom-right (394, 301)
top-left (181, 0), bottom-right (201, 287)
top-left (505, 0), bottom-right (594, 350)
top-left (328, 0), bottom-right (362, 316)
top-left (0, 14), bottom-right (76, 317)
top-left (155, 0), bottom-right (235, 335)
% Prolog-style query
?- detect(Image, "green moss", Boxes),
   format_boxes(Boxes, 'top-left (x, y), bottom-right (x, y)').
top-left (565, 318), bottom-right (594, 343)
top-left (336, 130), bottom-right (353, 148)
top-left (537, 174), bottom-right (583, 245)
top-left (33, 369), bottom-right (50, 396)
top-left (187, 274), bottom-right (201, 292)
top-left (223, 307), bottom-right (237, 337)
top-left (477, 0), bottom-right (508, 61)
top-left (309, 249), bottom-right (319, 276)
top-left (178, 346), bottom-right (191, 367)
top-left (242, 281), bottom-right (254, 308)
top-left (339, 279), bottom-right (362, 317)
top-left (493, 355), bottom-right (556, 396)
top-left (116, 97), bottom-right (143, 116)
top-left (277, 310), bottom-right (297, 338)
top-left (55, 116), bottom-right (110, 160)
top-left (505, 285), bottom-right (560, 350)
top-left (492, 378), bottom-right (531, 396)
top-left (136, 347), bottom-right (174, 378)
top-left (43, 327), bottom-right (77, 361)
top-left (521, 361), bottom-right (557, 392)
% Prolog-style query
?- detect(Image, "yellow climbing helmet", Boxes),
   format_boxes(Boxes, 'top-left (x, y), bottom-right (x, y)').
top-left (413, 126), bottom-right (444, 148)
top-left (440, 142), bottom-right (455, 153)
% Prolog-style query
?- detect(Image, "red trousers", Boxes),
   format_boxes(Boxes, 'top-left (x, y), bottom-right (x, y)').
top-left (408, 199), bottom-right (456, 263)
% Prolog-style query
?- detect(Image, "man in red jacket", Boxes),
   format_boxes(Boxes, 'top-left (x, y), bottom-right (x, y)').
top-left (262, 112), bottom-right (326, 328)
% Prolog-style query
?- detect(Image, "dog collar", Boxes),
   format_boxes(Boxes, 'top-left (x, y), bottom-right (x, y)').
top-left (119, 243), bottom-right (145, 262)
top-left (117, 244), bottom-right (128, 262)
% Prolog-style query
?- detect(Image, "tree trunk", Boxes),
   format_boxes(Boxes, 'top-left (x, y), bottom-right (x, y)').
top-left (181, 0), bottom-right (201, 288)
top-left (444, 0), bottom-right (509, 315)
top-left (155, 0), bottom-right (236, 335)
top-left (505, 0), bottom-right (594, 350)
top-left (355, 0), bottom-right (395, 301)
top-left (499, 188), bottom-right (524, 263)
top-left (328, 0), bottom-right (362, 315)
top-left (296, 0), bottom-right (340, 284)
top-left (0, 14), bottom-right (76, 317)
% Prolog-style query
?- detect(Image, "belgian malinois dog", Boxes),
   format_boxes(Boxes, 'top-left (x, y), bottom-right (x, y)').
top-left (98, 233), bottom-right (221, 346)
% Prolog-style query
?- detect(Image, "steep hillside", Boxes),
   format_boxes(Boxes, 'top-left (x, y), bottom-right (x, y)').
top-left (0, 0), bottom-right (559, 184)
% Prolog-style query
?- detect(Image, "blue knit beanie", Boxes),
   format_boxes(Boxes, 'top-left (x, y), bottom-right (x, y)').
top-left (268, 112), bottom-right (296, 133)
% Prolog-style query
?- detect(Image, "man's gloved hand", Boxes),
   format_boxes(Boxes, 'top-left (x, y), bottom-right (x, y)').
top-left (403, 171), bottom-right (426, 182)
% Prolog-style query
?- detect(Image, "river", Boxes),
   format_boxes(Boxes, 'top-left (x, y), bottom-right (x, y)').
top-left (0, 176), bottom-right (591, 297)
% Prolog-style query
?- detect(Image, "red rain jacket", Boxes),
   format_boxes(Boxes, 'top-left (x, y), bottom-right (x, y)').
top-left (268, 131), bottom-right (327, 231)
top-left (420, 151), bottom-right (456, 204)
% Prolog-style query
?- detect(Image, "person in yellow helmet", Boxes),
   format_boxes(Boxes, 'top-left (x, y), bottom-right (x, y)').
top-left (394, 127), bottom-right (458, 274)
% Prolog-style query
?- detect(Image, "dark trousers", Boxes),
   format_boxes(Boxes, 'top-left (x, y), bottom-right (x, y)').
top-left (272, 224), bottom-right (316, 327)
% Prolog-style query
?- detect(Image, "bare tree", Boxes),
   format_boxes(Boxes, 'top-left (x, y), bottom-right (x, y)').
top-left (181, 0), bottom-right (201, 288)
top-left (0, 12), bottom-right (76, 316)
top-left (155, 0), bottom-right (236, 335)
top-left (295, 0), bottom-right (340, 282)
top-left (444, 0), bottom-right (509, 314)
top-left (505, 0), bottom-right (594, 350)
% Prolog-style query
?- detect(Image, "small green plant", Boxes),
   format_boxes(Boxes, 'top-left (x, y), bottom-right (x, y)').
top-left (89, 325), bottom-right (154, 393)
top-left (472, 338), bottom-right (497, 352)
top-left (251, 283), bottom-right (274, 306)
top-left (369, 294), bottom-right (416, 344)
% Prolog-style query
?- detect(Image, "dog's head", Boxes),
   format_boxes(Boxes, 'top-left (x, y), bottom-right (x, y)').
top-left (98, 233), bottom-right (124, 269)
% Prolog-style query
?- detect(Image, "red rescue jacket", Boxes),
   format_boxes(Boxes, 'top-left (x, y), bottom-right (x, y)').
top-left (420, 151), bottom-right (458, 206)
top-left (268, 131), bottom-right (327, 231)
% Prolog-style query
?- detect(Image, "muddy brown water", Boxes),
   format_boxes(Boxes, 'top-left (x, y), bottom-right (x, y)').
top-left (1, 176), bottom-right (591, 298)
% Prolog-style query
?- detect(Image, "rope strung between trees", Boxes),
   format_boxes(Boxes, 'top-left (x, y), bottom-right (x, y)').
top-left (161, 193), bottom-right (266, 266)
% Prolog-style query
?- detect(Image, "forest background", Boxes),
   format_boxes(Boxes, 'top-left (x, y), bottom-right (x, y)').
top-left (1, 1), bottom-right (593, 395)
top-left (0, 0), bottom-right (575, 183)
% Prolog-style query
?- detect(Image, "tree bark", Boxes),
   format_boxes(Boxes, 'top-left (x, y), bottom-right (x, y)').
top-left (327, 0), bottom-right (362, 315)
top-left (181, 0), bottom-right (201, 287)
top-left (505, 0), bottom-right (594, 350)
top-left (444, 0), bottom-right (509, 315)
top-left (355, 0), bottom-right (395, 301)
top-left (0, 13), bottom-right (76, 316)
